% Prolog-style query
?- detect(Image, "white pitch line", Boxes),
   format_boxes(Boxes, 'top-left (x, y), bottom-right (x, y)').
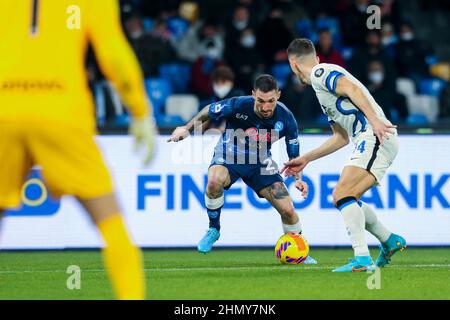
top-left (0, 264), bottom-right (449, 274)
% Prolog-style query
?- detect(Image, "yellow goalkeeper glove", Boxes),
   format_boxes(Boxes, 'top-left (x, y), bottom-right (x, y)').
top-left (129, 117), bottom-right (157, 166)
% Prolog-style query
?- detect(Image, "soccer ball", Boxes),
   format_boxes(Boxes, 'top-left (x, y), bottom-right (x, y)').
top-left (275, 232), bottom-right (309, 265)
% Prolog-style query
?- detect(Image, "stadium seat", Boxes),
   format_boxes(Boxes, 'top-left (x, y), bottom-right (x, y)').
top-left (295, 19), bottom-right (318, 43)
top-left (271, 63), bottom-right (292, 89)
top-left (396, 78), bottom-right (416, 98)
top-left (166, 17), bottom-right (190, 40)
top-left (155, 114), bottom-right (185, 127)
top-left (315, 16), bottom-right (342, 48)
top-left (142, 18), bottom-right (154, 33)
top-left (159, 63), bottom-right (192, 93)
top-left (425, 55), bottom-right (438, 66)
top-left (340, 47), bottom-right (354, 61)
top-left (165, 94), bottom-right (199, 122)
top-left (430, 63), bottom-right (450, 81)
top-left (406, 113), bottom-right (429, 125)
top-left (144, 78), bottom-right (173, 118)
top-left (406, 94), bottom-right (439, 123)
top-left (316, 113), bottom-right (330, 126)
top-left (419, 78), bottom-right (447, 97)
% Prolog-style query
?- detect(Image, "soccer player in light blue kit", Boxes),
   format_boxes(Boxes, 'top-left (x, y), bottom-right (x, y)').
top-left (168, 75), bottom-right (316, 263)
top-left (283, 39), bottom-right (406, 272)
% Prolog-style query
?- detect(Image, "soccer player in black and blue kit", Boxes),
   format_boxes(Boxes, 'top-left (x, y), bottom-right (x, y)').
top-left (168, 75), bottom-right (316, 263)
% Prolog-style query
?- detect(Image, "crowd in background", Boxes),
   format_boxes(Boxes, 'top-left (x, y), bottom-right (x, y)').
top-left (87, 0), bottom-right (450, 129)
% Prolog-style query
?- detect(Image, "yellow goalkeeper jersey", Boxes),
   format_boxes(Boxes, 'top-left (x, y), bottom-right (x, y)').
top-left (0, 0), bottom-right (149, 132)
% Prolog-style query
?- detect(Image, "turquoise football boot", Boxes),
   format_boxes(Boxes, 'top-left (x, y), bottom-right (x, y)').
top-left (375, 233), bottom-right (407, 267)
top-left (332, 256), bottom-right (376, 272)
top-left (303, 256), bottom-right (318, 264)
top-left (197, 227), bottom-right (220, 254)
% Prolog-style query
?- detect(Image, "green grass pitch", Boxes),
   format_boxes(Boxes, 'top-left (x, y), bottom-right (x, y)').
top-left (0, 248), bottom-right (449, 300)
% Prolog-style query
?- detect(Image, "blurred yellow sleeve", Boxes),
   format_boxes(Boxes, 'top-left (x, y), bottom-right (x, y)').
top-left (86, 0), bottom-right (151, 119)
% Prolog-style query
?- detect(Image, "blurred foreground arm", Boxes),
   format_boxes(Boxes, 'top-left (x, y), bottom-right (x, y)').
top-left (87, 0), bottom-right (156, 165)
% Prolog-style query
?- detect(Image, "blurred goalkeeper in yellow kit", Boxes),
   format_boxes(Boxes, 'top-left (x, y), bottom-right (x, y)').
top-left (0, 0), bottom-right (156, 299)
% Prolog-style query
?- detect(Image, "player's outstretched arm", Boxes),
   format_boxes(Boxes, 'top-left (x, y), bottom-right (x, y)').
top-left (167, 105), bottom-right (211, 142)
top-left (335, 76), bottom-right (397, 144)
top-left (281, 123), bottom-right (349, 177)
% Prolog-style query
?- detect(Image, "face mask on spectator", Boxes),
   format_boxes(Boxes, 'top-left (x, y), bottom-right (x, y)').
top-left (369, 71), bottom-right (384, 84)
top-left (206, 47), bottom-right (221, 60)
top-left (233, 20), bottom-right (248, 31)
top-left (382, 35), bottom-right (397, 46)
top-left (401, 32), bottom-right (414, 41)
top-left (213, 84), bottom-right (232, 98)
top-left (129, 30), bottom-right (143, 39)
top-left (241, 35), bottom-right (256, 48)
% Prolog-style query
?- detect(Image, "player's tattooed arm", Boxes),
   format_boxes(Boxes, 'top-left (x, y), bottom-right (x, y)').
top-left (167, 105), bottom-right (211, 142)
top-left (185, 105), bottom-right (211, 133)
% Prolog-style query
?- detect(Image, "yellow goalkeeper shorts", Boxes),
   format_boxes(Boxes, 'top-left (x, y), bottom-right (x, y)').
top-left (0, 123), bottom-right (114, 209)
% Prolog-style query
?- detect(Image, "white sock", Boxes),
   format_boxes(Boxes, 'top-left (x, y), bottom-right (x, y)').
top-left (337, 198), bottom-right (370, 257)
top-left (359, 201), bottom-right (391, 243)
top-left (282, 220), bottom-right (302, 234)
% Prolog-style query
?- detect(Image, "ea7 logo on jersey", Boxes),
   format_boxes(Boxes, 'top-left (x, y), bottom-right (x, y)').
top-left (315, 68), bottom-right (324, 77)
top-left (236, 113), bottom-right (248, 120)
top-left (213, 103), bottom-right (225, 113)
top-left (289, 138), bottom-right (299, 145)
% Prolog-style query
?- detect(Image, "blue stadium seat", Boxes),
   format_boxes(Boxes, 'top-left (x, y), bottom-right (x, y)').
top-left (316, 17), bottom-right (342, 48)
top-left (340, 47), bottom-right (354, 61)
top-left (406, 113), bottom-right (429, 125)
top-left (144, 78), bottom-right (173, 119)
top-left (142, 18), bottom-right (154, 33)
top-left (425, 55), bottom-right (438, 66)
top-left (159, 63), bottom-right (192, 93)
top-left (295, 19), bottom-right (318, 43)
top-left (271, 63), bottom-right (292, 89)
top-left (166, 17), bottom-right (189, 40)
top-left (419, 78), bottom-right (447, 97)
top-left (316, 113), bottom-right (330, 126)
top-left (155, 114), bottom-right (185, 127)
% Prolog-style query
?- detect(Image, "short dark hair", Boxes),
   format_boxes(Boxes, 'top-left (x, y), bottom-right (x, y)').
top-left (212, 66), bottom-right (235, 82)
top-left (287, 38), bottom-right (316, 58)
top-left (253, 74), bottom-right (279, 92)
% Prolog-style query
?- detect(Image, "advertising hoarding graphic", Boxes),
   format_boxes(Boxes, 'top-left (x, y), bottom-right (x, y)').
top-left (0, 135), bottom-right (448, 249)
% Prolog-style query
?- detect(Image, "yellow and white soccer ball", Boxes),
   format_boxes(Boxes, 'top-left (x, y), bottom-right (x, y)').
top-left (275, 232), bottom-right (310, 265)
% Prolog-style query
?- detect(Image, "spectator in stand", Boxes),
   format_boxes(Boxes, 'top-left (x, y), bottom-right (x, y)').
top-left (395, 21), bottom-right (430, 87)
top-left (381, 22), bottom-right (398, 58)
top-left (228, 27), bottom-right (265, 92)
top-left (124, 16), bottom-right (177, 77)
top-left (366, 60), bottom-right (408, 121)
top-left (316, 28), bottom-right (345, 67)
top-left (349, 30), bottom-right (397, 95)
top-left (211, 66), bottom-right (245, 101)
top-left (206, 66), bottom-right (245, 130)
top-left (256, 6), bottom-right (293, 66)
top-left (341, 0), bottom-right (372, 46)
top-left (177, 19), bottom-right (225, 63)
top-left (190, 40), bottom-right (225, 100)
top-left (225, 6), bottom-right (253, 62)
top-left (281, 74), bottom-right (321, 123)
